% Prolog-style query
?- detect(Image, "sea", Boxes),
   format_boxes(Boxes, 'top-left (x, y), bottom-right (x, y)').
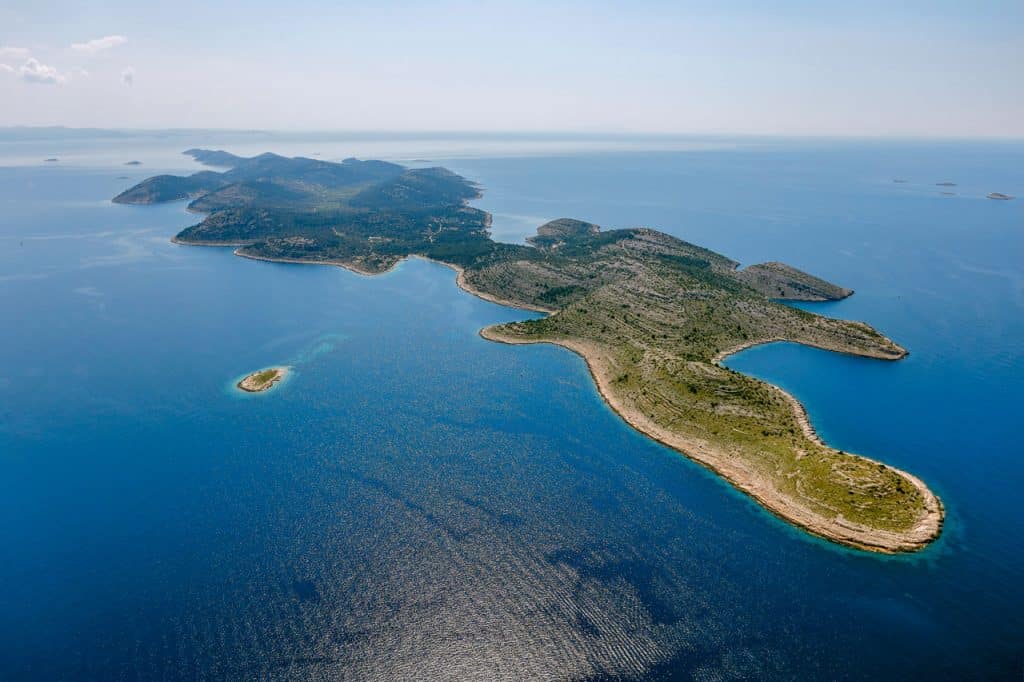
top-left (0, 130), bottom-right (1021, 680)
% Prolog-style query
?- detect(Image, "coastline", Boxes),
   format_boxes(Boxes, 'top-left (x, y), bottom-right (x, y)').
top-left (416, 256), bottom-right (557, 314)
top-left (231, 249), bottom-right (403, 277)
top-left (225, 243), bottom-right (557, 313)
top-left (171, 236), bottom-right (254, 247)
top-left (182, 236), bottom-right (937, 548)
top-left (236, 366), bottom-right (289, 393)
top-left (169, 232), bottom-right (938, 553)
top-left (481, 326), bottom-right (942, 553)
top-left (712, 330), bottom-right (909, 365)
top-left (170, 236), bottom-right (404, 276)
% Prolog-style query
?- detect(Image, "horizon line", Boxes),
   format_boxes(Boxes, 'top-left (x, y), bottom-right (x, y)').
top-left (0, 125), bottom-right (1022, 143)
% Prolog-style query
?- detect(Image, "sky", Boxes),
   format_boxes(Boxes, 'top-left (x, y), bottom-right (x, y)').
top-left (1, 0), bottom-right (1022, 137)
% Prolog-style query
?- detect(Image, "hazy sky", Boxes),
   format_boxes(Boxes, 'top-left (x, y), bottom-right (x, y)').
top-left (1, 0), bottom-right (1021, 136)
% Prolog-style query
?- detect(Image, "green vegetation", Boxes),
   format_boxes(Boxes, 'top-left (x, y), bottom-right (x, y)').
top-left (116, 150), bottom-right (942, 552)
top-left (735, 261), bottom-right (854, 300)
top-left (252, 369), bottom-right (277, 384)
top-left (183, 148), bottom-right (246, 167)
top-left (463, 230), bottom-right (932, 534)
top-left (112, 171), bottom-right (229, 204)
top-left (237, 367), bottom-right (287, 393)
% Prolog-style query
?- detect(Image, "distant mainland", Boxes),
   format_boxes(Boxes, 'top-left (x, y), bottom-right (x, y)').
top-left (114, 149), bottom-right (944, 553)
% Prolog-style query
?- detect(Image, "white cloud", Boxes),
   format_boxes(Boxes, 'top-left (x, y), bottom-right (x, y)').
top-left (0, 64), bottom-right (13, 74)
top-left (0, 46), bottom-right (29, 60)
top-left (71, 66), bottom-right (90, 79)
top-left (71, 35), bottom-right (128, 55)
top-left (121, 67), bottom-right (134, 86)
top-left (19, 58), bottom-right (66, 85)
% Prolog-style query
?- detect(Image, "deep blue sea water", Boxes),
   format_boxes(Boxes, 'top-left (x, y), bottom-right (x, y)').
top-left (1, 133), bottom-right (1022, 679)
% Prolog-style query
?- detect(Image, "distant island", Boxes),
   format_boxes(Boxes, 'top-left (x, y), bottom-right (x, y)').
top-left (237, 367), bottom-right (288, 393)
top-left (44, 158), bottom-right (58, 163)
top-left (183, 148), bottom-right (248, 167)
top-left (124, 160), bottom-right (142, 166)
top-left (114, 149), bottom-right (944, 553)
top-left (987, 192), bottom-right (1014, 200)
top-left (936, 182), bottom-right (956, 187)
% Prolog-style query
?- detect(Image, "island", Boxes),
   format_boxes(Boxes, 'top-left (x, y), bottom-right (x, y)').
top-left (935, 182), bottom-right (956, 187)
top-left (183, 148), bottom-right (247, 167)
top-left (114, 149), bottom-right (944, 553)
top-left (237, 367), bottom-right (288, 393)
top-left (124, 160), bottom-right (143, 166)
top-left (987, 192), bottom-right (1014, 201)
top-left (44, 158), bottom-right (58, 163)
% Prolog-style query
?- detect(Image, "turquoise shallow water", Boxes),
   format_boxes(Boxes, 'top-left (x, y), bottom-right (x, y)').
top-left (0, 135), bottom-right (1022, 679)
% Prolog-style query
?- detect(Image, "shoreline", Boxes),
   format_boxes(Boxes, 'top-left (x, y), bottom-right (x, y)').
top-left (237, 366), bottom-right (289, 393)
top-left (171, 236), bottom-right (253, 247)
top-left (170, 237), bottom-right (404, 276)
top-left (178, 236), bottom-right (558, 312)
top-left (172, 236), bottom-right (940, 553)
top-left (481, 327), bottom-right (942, 553)
top-left (232, 249), bottom-right (403, 276)
top-left (712, 330), bottom-right (908, 365)
top-left (416, 256), bottom-right (557, 314)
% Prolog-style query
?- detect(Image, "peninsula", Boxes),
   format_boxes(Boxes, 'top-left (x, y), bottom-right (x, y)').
top-left (115, 150), bottom-right (943, 553)
top-left (237, 367), bottom-right (288, 393)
